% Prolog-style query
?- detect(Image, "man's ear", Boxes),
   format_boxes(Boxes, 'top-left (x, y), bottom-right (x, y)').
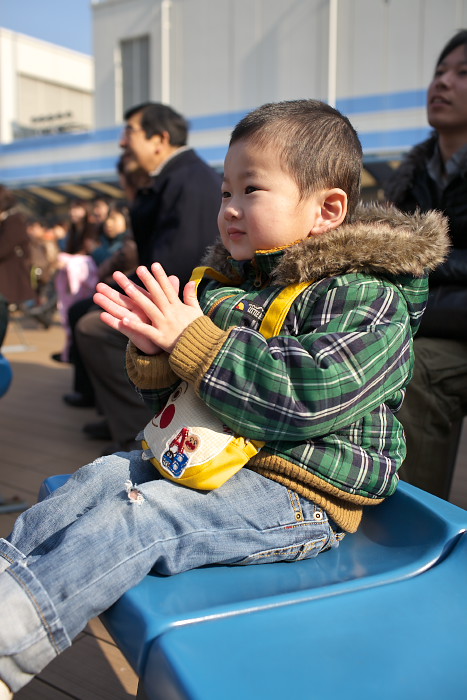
top-left (310, 188), bottom-right (348, 235)
top-left (159, 131), bottom-right (171, 147)
top-left (151, 131), bottom-right (170, 152)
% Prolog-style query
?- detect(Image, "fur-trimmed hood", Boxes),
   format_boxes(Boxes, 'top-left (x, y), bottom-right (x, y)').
top-left (202, 203), bottom-right (450, 286)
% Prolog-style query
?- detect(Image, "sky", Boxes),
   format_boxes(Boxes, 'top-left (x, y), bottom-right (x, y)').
top-left (0, 0), bottom-right (93, 55)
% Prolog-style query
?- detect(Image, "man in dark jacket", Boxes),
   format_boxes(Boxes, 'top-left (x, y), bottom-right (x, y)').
top-left (75, 103), bottom-right (221, 453)
top-left (385, 30), bottom-right (467, 499)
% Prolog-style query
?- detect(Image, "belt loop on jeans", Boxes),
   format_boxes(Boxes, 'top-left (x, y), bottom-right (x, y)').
top-left (287, 489), bottom-right (305, 522)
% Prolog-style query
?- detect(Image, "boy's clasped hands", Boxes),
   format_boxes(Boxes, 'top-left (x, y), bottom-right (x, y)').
top-left (93, 263), bottom-right (203, 356)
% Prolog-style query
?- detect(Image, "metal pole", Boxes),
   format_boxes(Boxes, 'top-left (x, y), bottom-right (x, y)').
top-left (328, 0), bottom-right (338, 108)
top-left (161, 0), bottom-right (171, 104)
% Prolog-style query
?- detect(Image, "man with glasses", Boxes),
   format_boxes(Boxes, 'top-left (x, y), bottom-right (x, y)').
top-left (74, 102), bottom-right (221, 454)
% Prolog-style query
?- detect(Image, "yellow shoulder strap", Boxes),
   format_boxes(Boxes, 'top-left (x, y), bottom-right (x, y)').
top-left (192, 266), bottom-right (312, 339)
top-left (190, 266), bottom-right (234, 291)
top-left (259, 282), bottom-right (312, 339)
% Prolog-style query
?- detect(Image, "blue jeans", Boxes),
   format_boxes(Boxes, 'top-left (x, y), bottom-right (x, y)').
top-left (0, 450), bottom-right (342, 692)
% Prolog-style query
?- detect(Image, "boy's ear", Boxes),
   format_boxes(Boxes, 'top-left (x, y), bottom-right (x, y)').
top-left (309, 188), bottom-right (348, 235)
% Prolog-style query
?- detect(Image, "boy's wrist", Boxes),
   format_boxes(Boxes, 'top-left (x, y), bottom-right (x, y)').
top-left (126, 341), bottom-right (178, 389)
top-left (169, 316), bottom-right (230, 388)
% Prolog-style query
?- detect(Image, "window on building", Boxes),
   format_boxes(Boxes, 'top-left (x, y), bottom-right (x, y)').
top-left (121, 35), bottom-right (150, 113)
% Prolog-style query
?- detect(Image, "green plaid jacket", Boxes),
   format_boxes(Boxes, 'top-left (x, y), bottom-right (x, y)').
top-left (129, 205), bottom-right (449, 526)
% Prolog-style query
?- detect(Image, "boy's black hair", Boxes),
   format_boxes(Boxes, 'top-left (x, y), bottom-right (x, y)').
top-left (229, 99), bottom-right (363, 222)
top-left (436, 29), bottom-right (467, 66)
top-left (124, 102), bottom-right (188, 147)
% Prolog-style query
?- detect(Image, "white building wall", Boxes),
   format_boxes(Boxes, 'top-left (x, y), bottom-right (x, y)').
top-left (91, 0), bottom-right (467, 157)
top-left (13, 32), bottom-right (93, 89)
top-left (0, 30), bottom-right (19, 144)
top-left (335, 0), bottom-right (467, 153)
top-left (168, 0), bottom-right (330, 118)
top-left (93, 0), bottom-right (331, 127)
top-left (0, 28), bottom-right (94, 143)
top-left (93, 0), bottom-right (161, 126)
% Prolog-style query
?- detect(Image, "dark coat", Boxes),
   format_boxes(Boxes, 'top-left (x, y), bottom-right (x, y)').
top-left (384, 134), bottom-right (467, 339)
top-left (0, 210), bottom-right (34, 305)
top-left (384, 134), bottom-right (467, 283)
top-left (130, 148), bottom-right (221, 288)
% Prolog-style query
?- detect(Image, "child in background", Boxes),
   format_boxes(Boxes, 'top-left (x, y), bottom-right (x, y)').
top-left (0, 99), bottom-right (448, 698)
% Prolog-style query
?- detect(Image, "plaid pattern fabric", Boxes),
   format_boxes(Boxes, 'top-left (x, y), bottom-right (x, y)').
top-left (138, 261), bottom-right (428, 500)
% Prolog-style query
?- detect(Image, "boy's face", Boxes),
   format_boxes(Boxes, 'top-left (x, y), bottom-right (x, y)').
top-left (218, 139), bottom-right (323, 261)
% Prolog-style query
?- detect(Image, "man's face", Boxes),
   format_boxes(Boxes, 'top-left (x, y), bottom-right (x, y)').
top-left (119, 111), bottom-right (165, 173)
top-left (427, 44), bottom-right (467, 135)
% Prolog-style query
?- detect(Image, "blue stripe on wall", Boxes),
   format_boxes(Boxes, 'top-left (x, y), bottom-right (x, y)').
top-left (337, 89), bottom-right (426, 115)
top-left (0, 89), bottom-right (427, 158)
top-left (189, 110), bottom-right (248, 131)
top-left (359, 127), bottom-right (431, 151)
top-left (0, 126), bottom-right (432, 185)
top-left (0, 127), bottom-right (120, 155)
top-left (0, 156), bottom-right (120, 184)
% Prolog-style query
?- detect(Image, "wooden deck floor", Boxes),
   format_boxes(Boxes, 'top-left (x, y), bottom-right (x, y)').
top-left (0, 313), bottom-right (138, 698)
top-left (1, 311), bottom-right (467, 697)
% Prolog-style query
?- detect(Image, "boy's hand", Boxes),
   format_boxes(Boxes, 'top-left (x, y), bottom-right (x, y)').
top-left (121, 263), bottom-right (203, 353)
top-left (94, 274), bottom-right (177, 355)
top-left (94, 263), bottom-right (203, 354)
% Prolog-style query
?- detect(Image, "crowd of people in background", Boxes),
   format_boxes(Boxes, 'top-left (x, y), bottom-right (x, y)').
top-left (0, 174), bottom-right (141, 435)
top-left (0, 185), bottom-right (135, 335)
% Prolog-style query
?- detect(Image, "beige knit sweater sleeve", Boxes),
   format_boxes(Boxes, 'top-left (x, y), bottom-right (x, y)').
top-left (126, 316), bottom-right (231, 392)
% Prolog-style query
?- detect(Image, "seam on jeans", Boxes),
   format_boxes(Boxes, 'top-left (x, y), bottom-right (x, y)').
top-left (0, 551), bottom-right (15, 566)
top-left (246, 537), bottom-right (326, 560)
top-left (7, 568), bottom-right (62, 655)
top-left (282, 522), bottom-right (315, 531)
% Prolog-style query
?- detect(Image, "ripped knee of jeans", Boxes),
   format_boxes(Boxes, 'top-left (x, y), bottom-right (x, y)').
top-left (124, 480), bottom-right (145, 505)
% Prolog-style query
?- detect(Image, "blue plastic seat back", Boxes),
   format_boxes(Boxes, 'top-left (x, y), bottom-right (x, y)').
top-left (0, 354), bottom-right (12, 397)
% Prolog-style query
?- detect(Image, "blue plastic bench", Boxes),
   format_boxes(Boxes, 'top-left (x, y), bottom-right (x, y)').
top-left (38, 476), bottom-right (467, 698)
top-left (147, 531), bottom-right (467, 699)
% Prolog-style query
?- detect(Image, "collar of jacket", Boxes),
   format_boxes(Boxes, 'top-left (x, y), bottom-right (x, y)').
top-left (385, 133), bottom-right (467, 204)
top-left (203, 203), bottom-right (450, 287)
top-left (149, 145), bottom-right (191, 177)
top-left (149, 147), bottom-right (196, 192)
